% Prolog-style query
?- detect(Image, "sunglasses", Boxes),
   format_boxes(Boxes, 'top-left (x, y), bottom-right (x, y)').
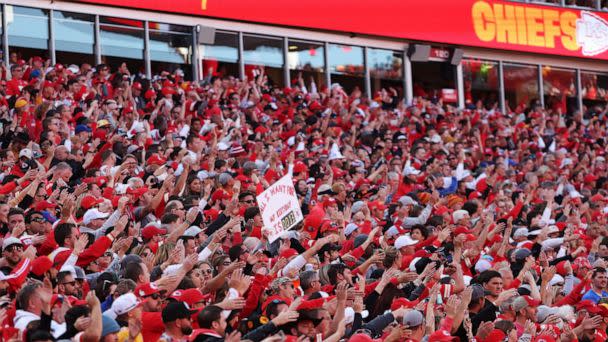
top-left (5, 245), bottom-right (23, 253)
top-left (145, 293), bottom-right (161, 300)
top-left (62, 281), bottom-right (76, 286)
top-left (32, 217), bottom-right (46, 223)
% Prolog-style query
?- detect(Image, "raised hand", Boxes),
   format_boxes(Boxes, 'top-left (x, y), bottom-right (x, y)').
top-left (74, 234), bottom-right (89, 255)
top-left (271, 310), bottom-right (299, 326)
top-left (185, 207), bottom-right (199, 224)
top-left (217, 297), bottom-right (247, 311)
top-left (229, 269), bottom-right (252, 296)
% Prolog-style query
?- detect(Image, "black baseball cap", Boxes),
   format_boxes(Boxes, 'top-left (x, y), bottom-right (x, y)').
top-left (162, 302), bottom-right (197, 323)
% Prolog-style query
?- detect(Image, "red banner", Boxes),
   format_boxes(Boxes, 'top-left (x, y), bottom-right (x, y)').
top-left (69, 0), bottom-right (608, 60)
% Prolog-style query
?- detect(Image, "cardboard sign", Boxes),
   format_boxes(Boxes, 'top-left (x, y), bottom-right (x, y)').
top-left (256, 174), bottom-right (303, 243)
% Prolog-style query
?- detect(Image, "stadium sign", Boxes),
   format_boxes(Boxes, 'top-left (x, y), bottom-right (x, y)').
top-left (70, 0), bottom-right (608, 60)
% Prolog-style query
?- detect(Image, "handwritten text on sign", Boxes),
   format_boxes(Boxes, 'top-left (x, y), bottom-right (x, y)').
top-left (257, 174), bottom-right (304, 243)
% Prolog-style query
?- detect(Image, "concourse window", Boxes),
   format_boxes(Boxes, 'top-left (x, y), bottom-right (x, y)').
top-left (542, 66), bottom-right (577, 114)
top-left (200, 31), bottom-right (239, 80)
top-left (100, 16), bottom-right (145, 75)
top-left (503, 63), bottom-right (540, 112)
top-left (7, 6), bottom-right (49, 62)
top-left (149, 23), bottom-right (193, 80)
top-left (243, 34), bottom-right (284, 88)
top-left (581, 71), bottom-right (608, 113)
top-left (411, 49), bottom-right (456, 102)
top-left (287, 40), bottom-right (325, 91)
top-left (462, 59), bottom-right (499, 109)
top-left (368, 48), bottom-right (403, 97)
top-left (328, 43), bottom-right (364, 94)
top-left (566, 0), bottom-right (596, 7)
top-left (53, 11), bottom-right (95, 66)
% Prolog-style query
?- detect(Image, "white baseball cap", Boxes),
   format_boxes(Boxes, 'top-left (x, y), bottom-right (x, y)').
top-left (19, 149), bottom-right (33, 159)
top-left (105, 293), bottom-right (141, 319)
top-left (452, 210), bottom-right (469, 223)
top-left (183, 226), bottom-right (203, 238)
top-left (394, 235), bottom-right (418, 249)
top-left (344, 223), bottom-right (359, 237)
top-left (83, 209), bottom-right (110, 225)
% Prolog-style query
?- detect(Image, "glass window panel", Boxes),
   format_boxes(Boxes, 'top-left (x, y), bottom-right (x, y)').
top-left (581, 71), bottom-right (608, 112)
top-left (0, 6), bottom-right (3, 62)
top-left (243, 34), bottom-right (284, 87)
top-left (200, 31), bottom-right (239, 79)
top-left (412, 61), bottom-right (456, 101)
top-left (462, 59), bottom-right (499, 109)
top-left (149, 22), bottom-right (191, 33)
top-left (542, 66), bottom-right (577, 114)
top-left (149, 23), bottom-right (193, 80)
top-left (368, 48), bottom-right (403, 97)
top-left (328, 43), bottom-right (364, 93)
top-left (100, 17), bottom-right (144, 74)
top-left (7, 6), bottom-right (49, 61)
top-left (503, 63), bottom-right (540, 111)
top-left (53, 11), bottom-right (95, 66)
top-left (288, 40), bottom-right (325, 91)
top-left (566, 0), bottom-right (595, 7)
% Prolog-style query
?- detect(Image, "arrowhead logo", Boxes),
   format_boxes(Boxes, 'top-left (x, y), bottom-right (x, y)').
top-left (576, 11), bottom-right (608, 56)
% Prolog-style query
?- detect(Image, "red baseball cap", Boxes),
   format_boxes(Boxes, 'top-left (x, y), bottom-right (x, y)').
top-left (135, 282), bottom-right (161, 298)
top-left (453, 226), bottom-right (472, 236)
top-left (390, 297), bottom-right (419, 310)
top-left (161, 87), bottom-right (176, 96)
top-left (141, 224), bottom-right (167, 240)
top-left (279, 248), bottom-right (299, 260)
top-left (577, 300), bottom-right (601, 313)
top-left (35, 201), bottom-right (57, 211)
top-left (428, 330), bottom-right (457, 342)
top-left (170, 288), bottom-right (207, 307)
top-left (81, 195), bottom-right (104, 210)
top-left (533, 334), bottom-right (556, 342)
top-left (522, 295), bottom-right (541, 307)
top-left (484, 329), bottom-right (507, 342)
top-left (127, 186), bottom-right (149, 197)
top-left (144, 89), bottom-right (156, 99)
top-left (146, 154), bottom-right (167, 166)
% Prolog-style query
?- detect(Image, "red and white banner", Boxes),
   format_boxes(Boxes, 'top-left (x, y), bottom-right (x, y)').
top-left (69, 0), bottom-right (608, 61)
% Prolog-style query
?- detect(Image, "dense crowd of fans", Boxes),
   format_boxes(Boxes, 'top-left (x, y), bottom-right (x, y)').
top-left (0, 53), bottom-right (608, 342)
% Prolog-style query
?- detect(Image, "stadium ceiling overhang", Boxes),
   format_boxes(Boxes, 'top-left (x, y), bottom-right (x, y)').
top-left (68, 0), bottom-right (608, 60)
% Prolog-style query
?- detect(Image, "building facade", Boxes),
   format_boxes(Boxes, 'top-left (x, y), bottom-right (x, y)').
top-left (3, 0), bottom-right (608, 114)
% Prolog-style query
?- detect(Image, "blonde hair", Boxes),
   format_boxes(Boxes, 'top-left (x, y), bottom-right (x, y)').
top-left (154, 243), bottom-right (175, 266)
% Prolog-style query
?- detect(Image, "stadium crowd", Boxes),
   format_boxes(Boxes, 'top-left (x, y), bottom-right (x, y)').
top-left (0, 54), bottom-right (607, 342)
